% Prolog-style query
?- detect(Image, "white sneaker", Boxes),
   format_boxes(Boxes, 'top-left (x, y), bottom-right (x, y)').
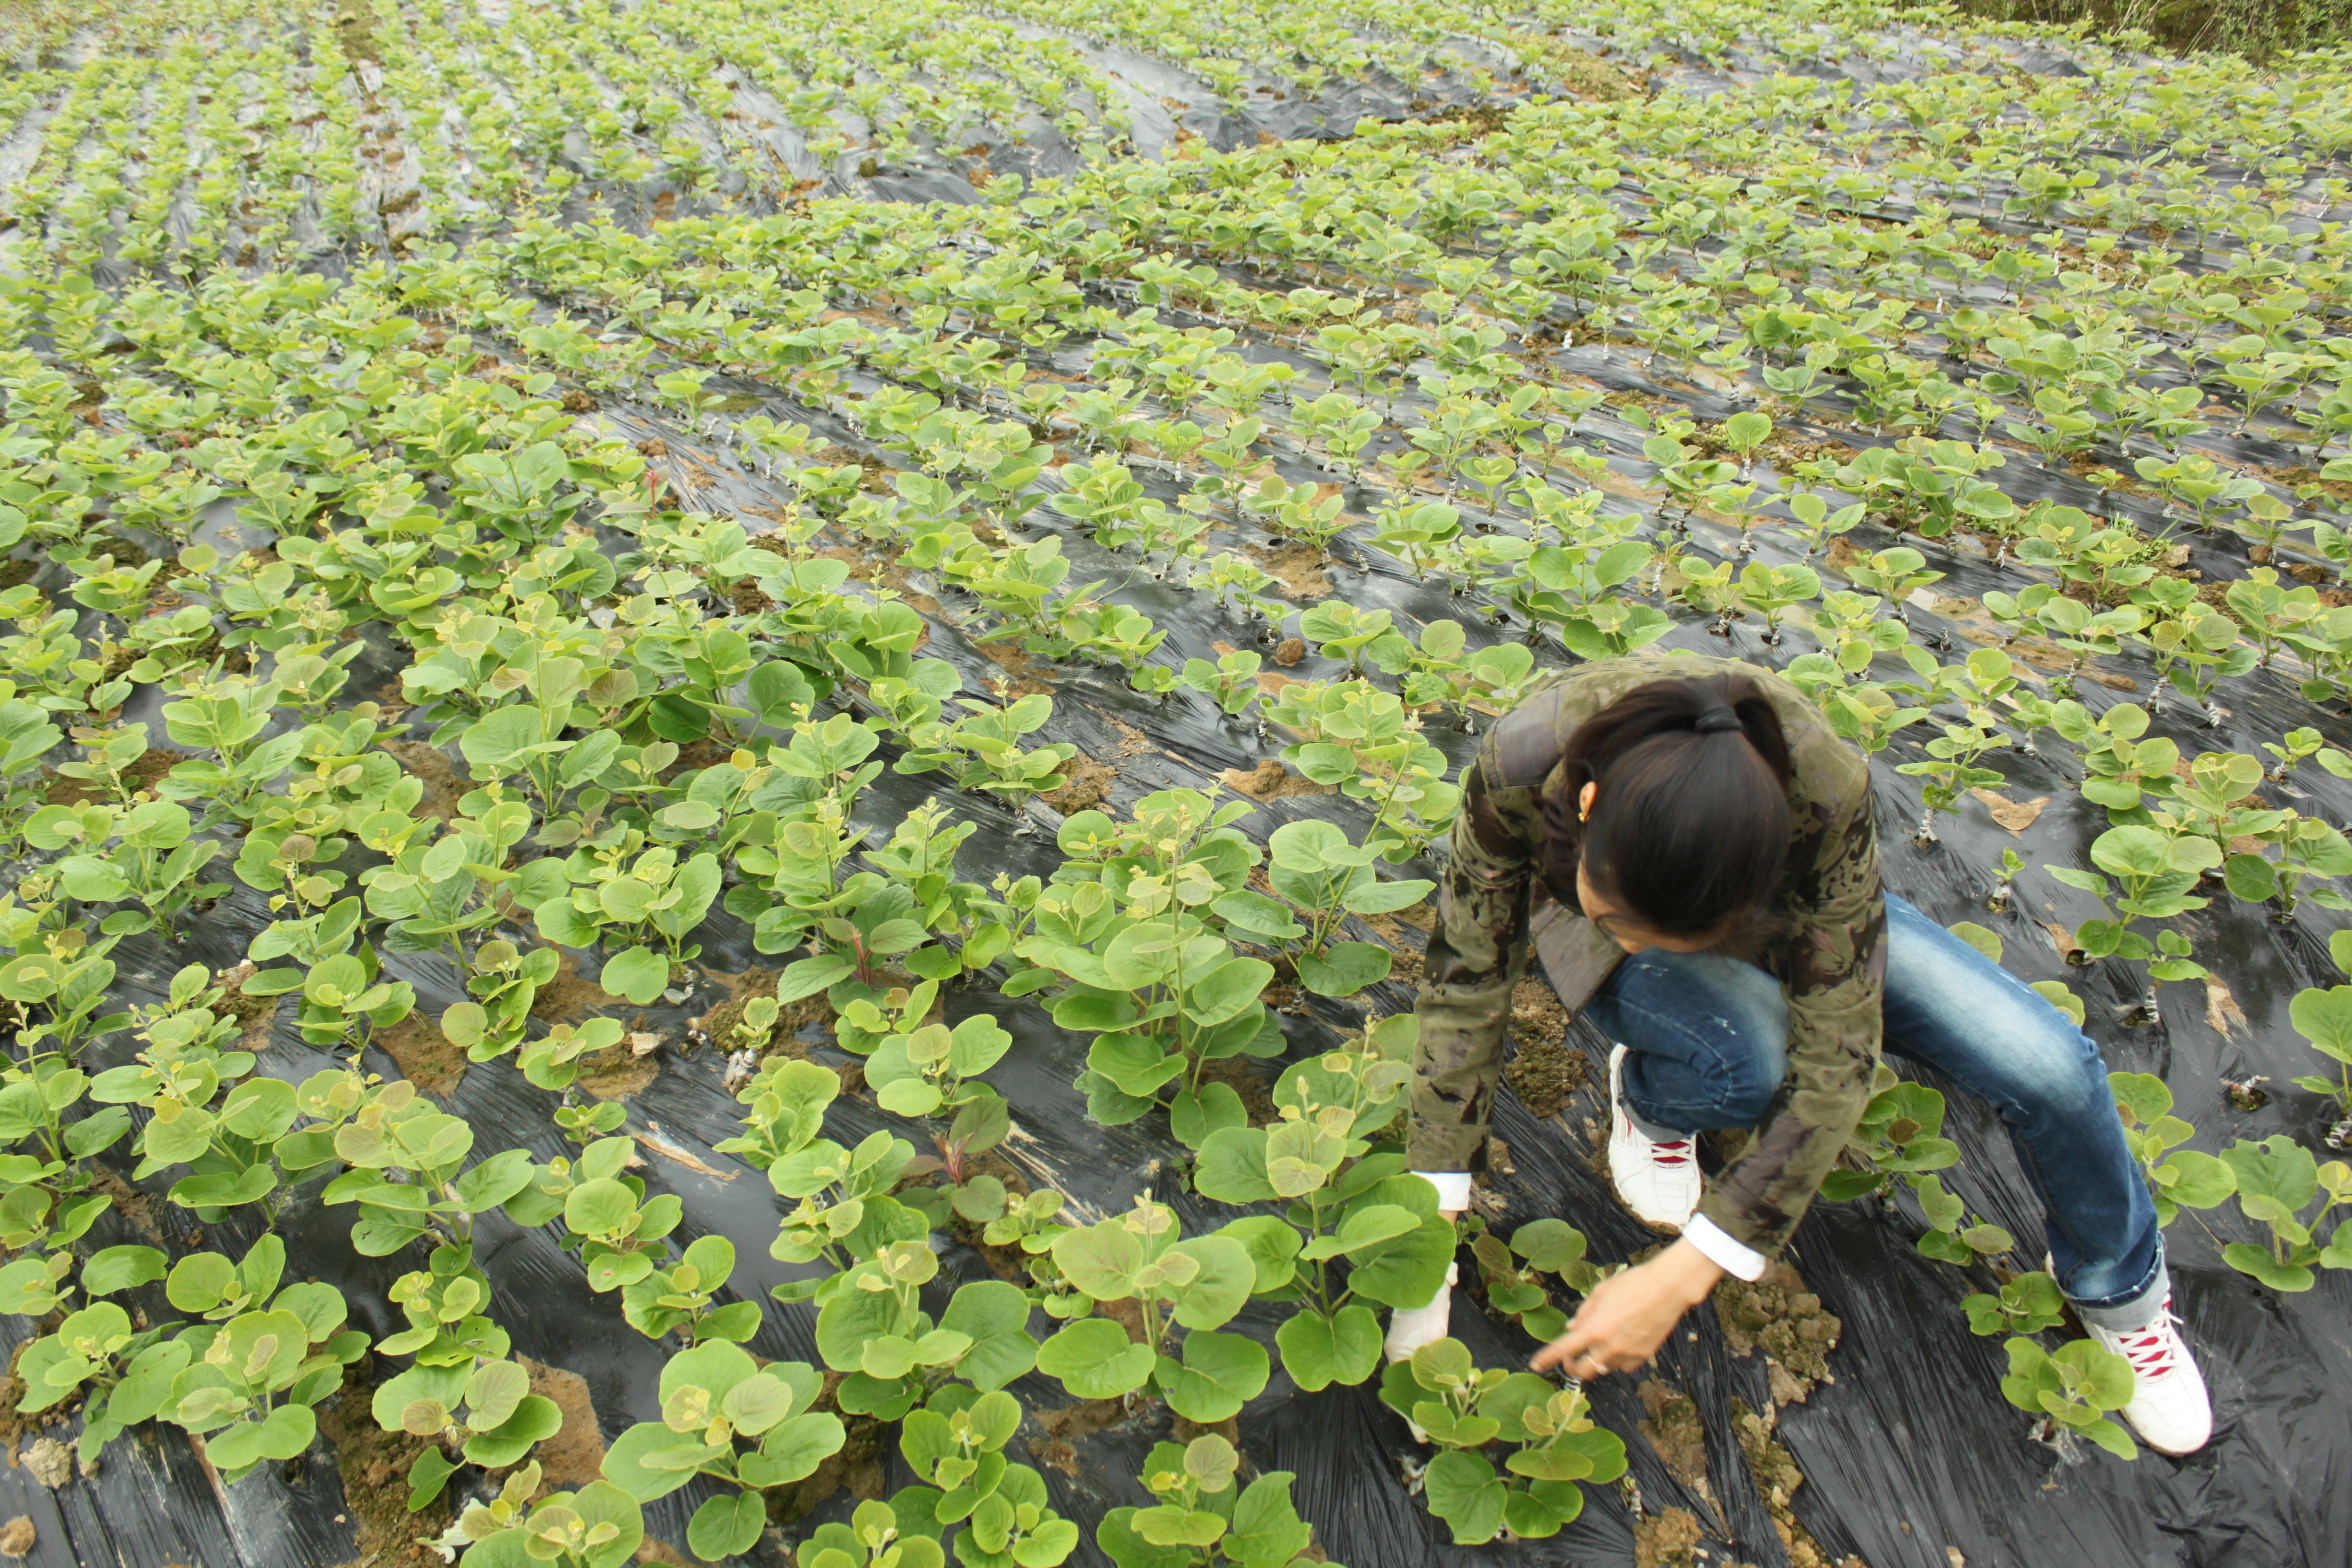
top-left (1384, 1262), bottom-right (1457, 1363)
top-left (2086, 1297), bottom-right (2212, 1456)
top-left (1607, 1044), bottom-right (1701, 1231)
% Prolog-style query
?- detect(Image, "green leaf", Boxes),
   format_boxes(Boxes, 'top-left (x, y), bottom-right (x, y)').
top-left (1037, 1318), bottom-right (1154, 1400)
top-left (1183, 958), bottom-right (1273, 1027)
top-left (688, 1491), bottom-right (767, 1561)
top-left (2291, 984), bottom-right (2352, 1065)
top-left (1154, 1331), bottom-right (1267, 1423)
top-left (1192, 1127), bottom-right (1275, 1204)
top-left (1170, 1083), bottom-right (1247, 1150)
top-left (940, 1281), bottom-right (1037, 1391)
top-left (82, 1245), bottom-right (166, 1296)
top-left (1422, 1450), bottom-right (1507, 1545)
top-left (598, 946), bottom-right (671, 1006)
top-left (1275, 1305), bottom-right (1381, 1392)
top-left (1296, 941), bottom-right (1390, 998)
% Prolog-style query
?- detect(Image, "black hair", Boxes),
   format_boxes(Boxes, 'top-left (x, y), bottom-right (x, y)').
top-left (1539, 673), bottom-right (1795, 941)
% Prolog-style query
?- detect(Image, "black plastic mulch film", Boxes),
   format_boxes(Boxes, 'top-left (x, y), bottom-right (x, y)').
top-left (1, 17), bottom-right (2348, 1568)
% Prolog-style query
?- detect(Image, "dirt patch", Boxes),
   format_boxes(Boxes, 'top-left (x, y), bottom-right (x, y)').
top-left (1968, 790), bottom-right (2048, 834)
top-left (1637, 1379), bottom-right (1714, 1509)
top-left (19, 1438), bottom-right (67, 1489)
top-left (381, 738), bottom-right (467, 821)
top-left (332, 0), bottom-right (381, 63)
top-left (532, 950), bottom-right (616, 1023)
top-left (1040, 753), bottom-right (1116, 815)
top-left (0, 1514), bottom-right (30, 1556)
top-left (374, 1013), bottom-right (467, 1097)
top-left (972, 635), bottom-right (1051, 697)
top-left (692, 968), bottom-right (780, 1055)
top-left (1732, 1398), bottom-right (1862, 1568)
top-left (518, 1358), bottom-right (605, 1487)
top-left (1033, 1398), bottom-right (1128, 1443)
top-left (1197, 1053), bottom-right (1279, 1127)
top-left (211, 962), bottom-right (280, 1050)
top-left (1218, 758), bottom-right (1333, 801)
top-left (318, 1361), bottom-right (448, 1568)
top-left (1632, 1504), bottom-right (1705, 1568)
top-left (576, 1039), bottom-right (662, 1102)
top-left (42, 748), bottom-right (187, 806)
top-left (1510, 37), bottom-right (1640, 100)
top-left (1245, 542), bottom-right (1333, 599)
top-left (1504, 977), bottom-right (1584, 1119)
top-left (1272, 636), bottom-right (1307, 666)
top-left (1714, 1262), bottom-right (1841, 1404)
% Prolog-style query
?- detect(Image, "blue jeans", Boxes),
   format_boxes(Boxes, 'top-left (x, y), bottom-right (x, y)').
top-left (1582, 892), bottom-right (2167, 1330)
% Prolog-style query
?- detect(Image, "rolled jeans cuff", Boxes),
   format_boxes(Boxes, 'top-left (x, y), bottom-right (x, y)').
top-left (2065, 1241), bottom-right (2170, 1333)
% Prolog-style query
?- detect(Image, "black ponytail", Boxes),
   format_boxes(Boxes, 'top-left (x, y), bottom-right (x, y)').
top-left (1540, 674), bottom-right (1794, 940)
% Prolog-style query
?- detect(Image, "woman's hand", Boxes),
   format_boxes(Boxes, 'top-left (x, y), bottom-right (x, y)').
top-left (1532, 1239), bottom-right (1725, 1380)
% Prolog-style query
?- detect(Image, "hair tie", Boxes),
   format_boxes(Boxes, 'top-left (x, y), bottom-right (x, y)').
top-left (1693, 703), bottom-right (1744, 734)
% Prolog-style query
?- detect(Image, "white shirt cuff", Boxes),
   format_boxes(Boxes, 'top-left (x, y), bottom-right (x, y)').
top-left (1682, 1214), bottom-right (1769, 1281)
top-left (1412, 1171), bottom-right (1474, 1210)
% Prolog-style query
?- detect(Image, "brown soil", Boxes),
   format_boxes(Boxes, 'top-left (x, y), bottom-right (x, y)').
top-left (531, 950), bottom-right (616, 1023)
top-left (18, 1437), bottom-right (67, 1488)
top-left (1040, 753), bottom-right (1116, 815)
top-left (381, 738), bottom-right (468, 822)
top-left (1731, 1399), bottom-right (1864, 1568)
top-left (1196, 1053), bottom-right (1280, 1127)
top-left (1027, 1435), bottom-right (1081, 1476)
top-left (1633, 1504), bottom-right (1705, 1568)
top-left (42, 748), bottom-right (187, 806)
top-left (1638, 1379), bottom-right (1714, 1512)
top-left (1245, 542), bottom-right (1334, 599)
top-left (692, 967), bottom-right (781, 1054)
top-left (1713, 1263), bottom-right (1842, 1404)
top-left (1272, 636), bottom-right (1307, 667)
top-left (973, 635), bottom-right (1051, 697)
top-left (374, 1013), bottom-right (467, 1097)
top-left (1967, 790), bottom-right (2048, 834)
top-left (2271, 466), bottom-right (2352, 506)
top-left (1033, 1398), bottom-right (1129, 1441)
top-left (318, 1362), bottom-right (448, 1568)
top-left (576, 1039), bottom-right (662, 1102)
top-left (1172, 1413), bottom-right (1241, 1447)
top-left (518, 1357), bottom-right (606, 1487)
top-left (0, 1514), bottom-right (30, 1556)
top-left (210, 962), bottom-right (280, 1049)
top-left (1504, 978), bottom-right (1584, 1118)
top-left (1218, 758), bottom-right (1333, 801)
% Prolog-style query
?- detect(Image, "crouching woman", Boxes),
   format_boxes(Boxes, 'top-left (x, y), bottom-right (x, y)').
top-left (1386, 653), bottom-right (2210, 1454)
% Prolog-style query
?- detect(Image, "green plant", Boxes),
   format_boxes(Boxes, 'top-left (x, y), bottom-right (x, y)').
top-left (2046, 825), bottom-right (2217, 1019)
top-left (2109, 1072), bottom-right (2236, 1225)
top-left (2217, 1135), bottom-right (2352, 1292)
top-left (1191, 1015), bottom-right (1454, 1390)
top-left (154, 1236), bottom-right (370, 1483)
top-left (1096, 1433), bottom-right (1329, 1567)
top-left (1210, 821), bottom-right (1430, 998)
top-left (600, 1342), bottom-right (849, 1560)
top-left (1377, 1340), bottom-right (1628, 1542)
top-left (1998, 1337), bottom-right (2137, 1460)
top-left (426, 1462), bottom-right (645, 1568)
top-left (1036, 1198), bottom-right (1263, 1422)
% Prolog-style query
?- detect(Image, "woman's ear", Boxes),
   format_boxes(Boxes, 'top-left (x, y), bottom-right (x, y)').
top-left (1577, 781), bottom-right (1597, 823)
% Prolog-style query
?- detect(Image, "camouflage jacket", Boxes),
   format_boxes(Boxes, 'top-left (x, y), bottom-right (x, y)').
top-left (1408, 652), bottom-right (1886, 1262)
